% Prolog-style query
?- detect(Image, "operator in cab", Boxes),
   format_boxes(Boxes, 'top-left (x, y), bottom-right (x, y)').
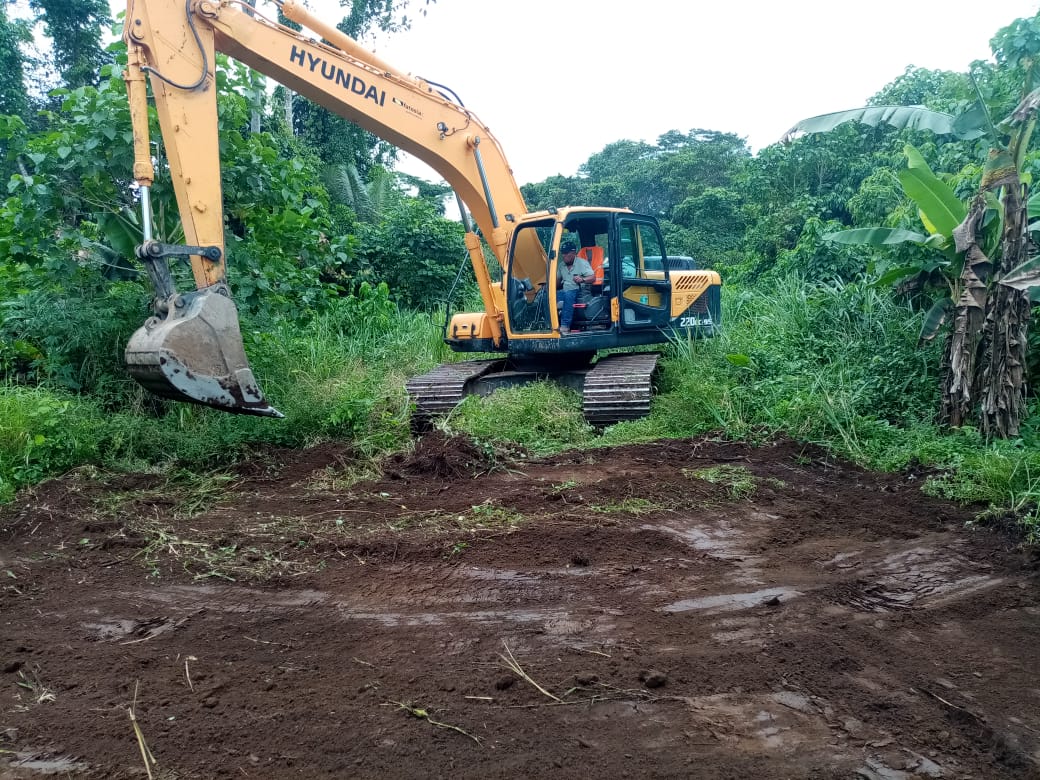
top-left (557, 242), bottom-right (595, 334)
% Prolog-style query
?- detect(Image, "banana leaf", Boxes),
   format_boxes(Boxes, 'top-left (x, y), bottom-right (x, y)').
top-left (873, 265), bottom-right (921, 287)
top-left (952, 98), bottom-right (995, 140)
top-left (898, 146), bottom-right (966, 238)
top-left (783, 105), bottom-right (986, 143)
top-left (823, 227), bottom-right (929, 246)
top-left (1000, 255), bottom-right (1040, 292)
top-left (918, 296), bottom-right (954, 344)
top-left (1027, 190), bottom-right (1040, 221)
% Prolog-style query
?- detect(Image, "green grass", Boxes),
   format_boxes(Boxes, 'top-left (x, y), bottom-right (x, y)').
top-left (685, 465), bottom-right (757, 500)
top-left (1, 274), bottom-right (1038, 541)
top-left (0, 386), bottom-right (104, 502)
top-left (0, 298), bottom-right (443, 498)
top-left (920, 438), bottom-right (1040, 541)
top-left (449, 381), bottom-right (595, 455)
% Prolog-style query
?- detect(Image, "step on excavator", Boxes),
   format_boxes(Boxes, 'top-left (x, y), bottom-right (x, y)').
top-left (122, 0), bottom-right (722, 426)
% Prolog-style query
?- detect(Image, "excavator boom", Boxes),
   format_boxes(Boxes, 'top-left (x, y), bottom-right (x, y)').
top-left (121, 0), bottom-right (722, 424)
top-left (121, 0), bottom-right (531, 415)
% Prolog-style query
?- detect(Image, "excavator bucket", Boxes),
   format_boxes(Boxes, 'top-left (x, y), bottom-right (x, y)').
top-left (125, 288), bottom-right (283, 417)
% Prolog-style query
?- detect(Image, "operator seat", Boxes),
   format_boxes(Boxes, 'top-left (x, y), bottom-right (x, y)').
top-left (576, 246), bottom-right (609, 329)
top-left (578, 246), bottom-right (606, 287)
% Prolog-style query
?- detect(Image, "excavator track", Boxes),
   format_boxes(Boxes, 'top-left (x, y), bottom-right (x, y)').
top-left (582, 352), bottom-right (660, 427)
top-left (406, 359), bottom-right (503, 421)
top-left (407, 353), bottom-right (660, 428)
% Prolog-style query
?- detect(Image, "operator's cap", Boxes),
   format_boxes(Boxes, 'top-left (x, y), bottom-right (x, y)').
top-left (560, 241), bottom-right (577, 254)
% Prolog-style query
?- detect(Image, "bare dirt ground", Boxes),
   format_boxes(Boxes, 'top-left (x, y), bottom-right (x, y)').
top-left (1, 433), bottom-right (1038, 779)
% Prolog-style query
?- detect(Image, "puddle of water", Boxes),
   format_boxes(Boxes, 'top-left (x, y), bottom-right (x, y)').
top-left (661, 587), bottom-right (802, 614)
top-left (641, 519), bottom-right (768, 585)
top-left (461, 567), bottom-right (541, 583)
top-left (126, 580), bottom-right (594, 620)
top-left (642, 521), bottom-right (745, 558)
top-left (339, 606), bottom-right (620, 635)
top-left (823, 551), bottom-right (862, 568)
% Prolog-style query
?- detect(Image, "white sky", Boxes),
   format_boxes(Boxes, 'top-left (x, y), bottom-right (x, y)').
top-left (111, 0), bottom-right (1040, 185)
top-left (312, 0), bottom-right (1040, 185)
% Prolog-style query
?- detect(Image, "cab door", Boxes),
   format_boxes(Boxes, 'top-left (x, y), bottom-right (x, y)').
top-left (615, 218), bottom-right (671, 331)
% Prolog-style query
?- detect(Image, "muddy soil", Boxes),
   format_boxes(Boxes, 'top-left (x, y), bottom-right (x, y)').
top-left (1, 434), bottom-right (1038, 779)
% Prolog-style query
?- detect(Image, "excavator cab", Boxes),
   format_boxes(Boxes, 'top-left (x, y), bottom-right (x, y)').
top-left (499, 209), bottom-right (677, 343)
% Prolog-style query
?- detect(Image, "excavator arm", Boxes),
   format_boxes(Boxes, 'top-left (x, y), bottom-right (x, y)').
top-left (122, 0), bottom-right (536, 414)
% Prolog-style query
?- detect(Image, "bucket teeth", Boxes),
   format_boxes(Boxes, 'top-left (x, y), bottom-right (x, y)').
top-left (125, 288), bottom-right (282, 417)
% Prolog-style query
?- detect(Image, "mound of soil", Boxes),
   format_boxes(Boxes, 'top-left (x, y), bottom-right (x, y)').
top-left (385, 430), bottom-right (498, 480)
top-left (1, 435), bottom-right (1038, 779)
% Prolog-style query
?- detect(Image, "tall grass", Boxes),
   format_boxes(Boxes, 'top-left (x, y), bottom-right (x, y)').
top-left (1, 274), bottom-right (1037, 539)
top-left (0, 295), bottom-right (449, 497)
top-left (0, 386), bottom-right (104, 502)
top-left (645, 277), bottom-right (1038, 536)
top-left (647, 277), bottom-right (945, 460)
top-left (449, 382), bottom-right (595, 455)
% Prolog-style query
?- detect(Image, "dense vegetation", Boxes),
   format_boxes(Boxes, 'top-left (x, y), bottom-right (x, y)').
top-left (1, 3), bottom-right (1038, 538)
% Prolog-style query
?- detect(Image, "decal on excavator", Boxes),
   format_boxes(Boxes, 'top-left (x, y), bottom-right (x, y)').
top-left (288, 46), bottom-right (385, 105)
top-left (391, 96), bottom-right (423, 119)
top-left (680, 315), bottom-right (713, 328)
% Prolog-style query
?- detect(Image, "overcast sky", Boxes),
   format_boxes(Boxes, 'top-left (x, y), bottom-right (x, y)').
top-left (112, 0), bottom-right (1040, 185)
top-left (301, 0), bottom-right (1040, 185)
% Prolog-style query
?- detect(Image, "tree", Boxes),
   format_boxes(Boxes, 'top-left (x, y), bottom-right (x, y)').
top-left (521, 174), bottom-right (594, 211)
top-left (525, 130), bottom-right (759, 274)
top-left (0, 6), bottom-right (31, 119)
top-left (729, 121), bottom-right (897, 284)
top-left (787, 13), bottom-right (1040, 439)
top-left (868, 65), bottom-right (972, 111)
top-left (352, 197), bottom-right (465, 308)
top-left (29, 0), bottom-right (111, 90)
top-left (666, 186), bottom-right (746, 266)
top-left (282, 0), bottom-right (431, 175)
top-left (323, 163), bottom-right (400, 224)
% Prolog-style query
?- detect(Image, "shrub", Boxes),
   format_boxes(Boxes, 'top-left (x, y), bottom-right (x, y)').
top-left (0, 386), bottom-right (103, 501)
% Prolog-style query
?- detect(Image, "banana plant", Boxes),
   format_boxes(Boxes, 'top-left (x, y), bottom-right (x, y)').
top-left (782, 105), bottom-right (988, 144)
top-left (787, 79), bottom-right (1038, 438)
top-left (823, 145), bottom-right (1005, 344)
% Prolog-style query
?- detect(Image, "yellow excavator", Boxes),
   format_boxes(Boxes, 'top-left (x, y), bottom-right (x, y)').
top-left (122, 0), bottom-right (722, 425)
